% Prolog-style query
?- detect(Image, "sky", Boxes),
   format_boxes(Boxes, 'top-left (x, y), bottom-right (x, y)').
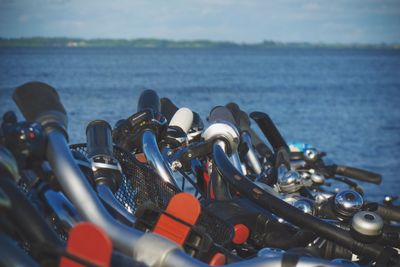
top-left (0, 0), bottom-right (399, 44)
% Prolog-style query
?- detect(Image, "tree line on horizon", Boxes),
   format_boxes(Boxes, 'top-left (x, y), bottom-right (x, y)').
top-left (0, 37), bottom-right (398, 49)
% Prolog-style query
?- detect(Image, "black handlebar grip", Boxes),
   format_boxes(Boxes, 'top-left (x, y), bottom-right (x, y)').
top-left (86, 120), bottom-right (113, 159)
top-left (137, 89), bottom-right (160, 114)
top-left (376, 204), bottom-right (400, 222)
top-left (225, 102), bottom-right (242, 125)
top-left (225, 103), bottom-right (273, 158)
top-left (239, 111), bottom-right (273, 155)
top-left (12, 81), bottom-right (67, 136)
top-left (334, 165), bottom-right (382, 184)
top-left (191, 111), bottom-right (204, 131)
top-left (364, 202), bottom-right (400, 222)
top-left (160, 97), bottom-right (179, 123)
top-left (225, 102), bottom-right (253, 131)
top-left (225, 102), bottom-right (252, 130)
top-left (208, 106), bottom-right (237, 126)
top-left (250, 111), bottom-right (289, 153)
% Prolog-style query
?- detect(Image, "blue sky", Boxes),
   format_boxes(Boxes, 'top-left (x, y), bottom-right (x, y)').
top-left (0, 0), bottom-right (399, 44)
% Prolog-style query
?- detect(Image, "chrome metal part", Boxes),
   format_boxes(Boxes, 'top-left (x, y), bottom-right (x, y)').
top-left (90, 156), bottom-right (122, 172)
top-left (334, 190), bottom-right (364, 218)
top-left (290, 159), bottom-right (306, 170)
top-left (96, 184), bottom-right (136, 225)
top-left (278, 170), bottom-right (302, 193)
top-left (132, 233), bottom-right (204, 267)
top-left (0, 147), bottom-right (20, 182)
top-left (311, 172), bottom-right (325, 184)
top-left (230, 151), bottom-right (245, 174)
top-left (293, 198), bottom-right (314, 215)
top-left (254, 182), bottom-right (281, 197)
top-left (44, 189), bottom-right (81, 229)
top-left (304, 148), bottom-right (319, 162)
top-left (142, 130), bottom-right (179, 188)
top-left (314, 191), bottom-right (335, 204)
top-left (187, 130), bottom-right (202, 142)
top-left (242, 132), bottom-right (262, 174)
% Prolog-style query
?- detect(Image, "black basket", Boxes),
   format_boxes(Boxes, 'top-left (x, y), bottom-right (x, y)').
top-left (70, 144), bottom-right (233, 246)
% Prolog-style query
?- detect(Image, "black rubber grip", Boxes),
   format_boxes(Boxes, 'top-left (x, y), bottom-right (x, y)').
top-left (240, 111), bottom-right (273, 158)
top-left (160, 97), bottom-right (178, 123)
top-left (225, 102), bottom-right (242, 125)
top-left (225, 102), bottom-right (252, 130)
top-left (225, 103), bottom-right (273, 158)
top-left (12, 81), bottom-right (67, 135)
top-left (376, 204), bottom-right (400, 222)
top-left (365, 202), bottom-right (400, 222)
top-left (250, 111), bottom-right (289, 153)
top-left (191, 111), bottom-right (204, 131)
top-left (335, 165), bottom-right (382, 184)
top-left (86, 120), bottom-right (113, 158)
top-left (137, 89), bottom-right (160, 114)
top-left (208, 106), bottom-right (237, 125)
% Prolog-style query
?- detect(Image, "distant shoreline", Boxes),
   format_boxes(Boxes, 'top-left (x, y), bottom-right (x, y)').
top-left (0, 37), bottom-right (399, 49)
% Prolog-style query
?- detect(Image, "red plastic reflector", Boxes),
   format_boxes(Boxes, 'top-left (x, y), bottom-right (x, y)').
top-left (153, 192), bottom-right (201, 245)
top-left (60, 222), bottom-right (112, 267)
top-left (232, 223), bottom-right (250, 245)
top-left (209, 252), bottom-right (226, 266)
top-left (135, 153), bottom-right (147, 163)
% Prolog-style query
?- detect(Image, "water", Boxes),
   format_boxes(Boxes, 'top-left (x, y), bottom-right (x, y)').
top-left (1, 47), bottom-right (399, 200)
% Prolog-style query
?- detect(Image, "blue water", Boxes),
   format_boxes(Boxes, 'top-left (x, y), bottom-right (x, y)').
top-left (1, 47), bottom-right (399, 200)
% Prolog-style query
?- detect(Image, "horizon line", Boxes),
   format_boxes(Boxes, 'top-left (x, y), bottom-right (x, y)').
top-left (1, 36), bottom-right (399, 46)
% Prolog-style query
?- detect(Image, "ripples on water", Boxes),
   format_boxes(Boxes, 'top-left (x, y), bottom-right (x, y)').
top-left (1, 47), bottom-right (399, 200)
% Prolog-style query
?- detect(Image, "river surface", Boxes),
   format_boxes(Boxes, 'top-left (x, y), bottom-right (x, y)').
top-left (1, 47), bottom-right (399, 200)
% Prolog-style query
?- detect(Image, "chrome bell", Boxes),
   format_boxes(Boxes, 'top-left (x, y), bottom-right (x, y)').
top-left (334, 190), bottom-right (364, 220)
top-left (303, 148), bottom-right (319, 162)
top-left (351, 211), bottom-right (383, 243)
top-left (352, 211), bottom-right (383, 237)
top-left (293, 198), bottom-right (314, 215)
top-left (278, 170), bottom-right (302, 193)
top-left (311, 171), bottom-right (325, 184)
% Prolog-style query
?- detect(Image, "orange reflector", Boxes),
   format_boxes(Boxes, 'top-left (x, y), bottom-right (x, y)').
top-left (153, 192), bottom-right (201, 245)
top-left (60, 222), bottom-right (112, 267)
top-left (232, 223), bottom-right (250, 245)
top-left (209, 252), bottom-right (226, 266)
